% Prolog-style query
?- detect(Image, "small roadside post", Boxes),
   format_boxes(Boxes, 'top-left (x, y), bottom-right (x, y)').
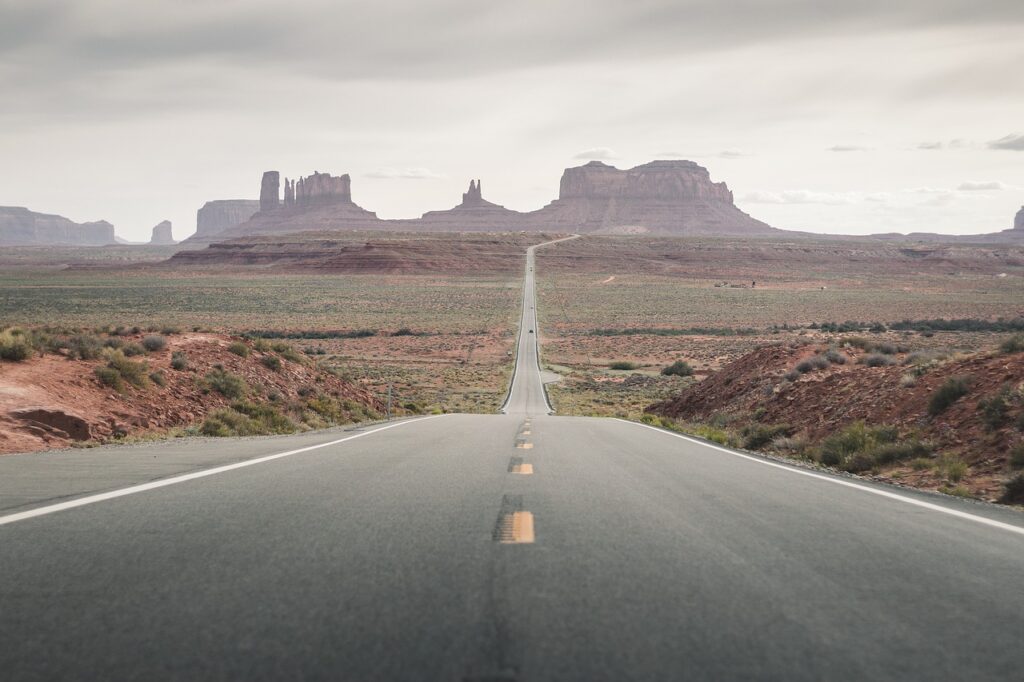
top-left (386, 384), bottom-right (392, 421)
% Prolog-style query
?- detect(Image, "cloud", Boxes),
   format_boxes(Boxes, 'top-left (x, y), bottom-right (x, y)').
top-left (957, 180), bottom-right (1006, 191)
top-left (828, 144), bottom-right (869, 152)
top-left (988, 133), bottom-right (1024, 151)
top-left (917, 139), bottom-right (969, 150)
top-left (573, 147), bottom-right (617, 160)
top-left (742, 190), bottom-right (857, 205)
top-left (718, 149), bottom-right (749, 159)
top-left (364, 167), bottom-right (446, 180)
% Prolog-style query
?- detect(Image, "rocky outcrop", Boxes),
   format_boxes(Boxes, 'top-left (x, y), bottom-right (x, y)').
top-left (203, 161), bottom-right (777, 239)
top-left (527, 160), bottom-right (776, 235)
top-left (259, 171), bottom-right (280, 212)
top-left (0, 207), bottom-right (116, 246)
top-left (1015, 206), bottom-right (1024, 232)
top-left (405, 179), bottom-right (526, 232)
top-left (149, 220), bottom-right (175, 245)
top-left (196, 200), bottom-right (260, 238)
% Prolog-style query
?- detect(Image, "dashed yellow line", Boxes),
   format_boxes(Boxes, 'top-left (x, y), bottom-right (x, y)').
top-left (503, 511), bottom-right (535, 544)
top-left (510, 462), bottom-right (534, 475)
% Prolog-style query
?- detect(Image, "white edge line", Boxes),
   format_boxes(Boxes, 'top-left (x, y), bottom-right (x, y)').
top-left (614, 418), bottom-right (1024, 538)
top-left (0, 415), bottom-right (448, 528)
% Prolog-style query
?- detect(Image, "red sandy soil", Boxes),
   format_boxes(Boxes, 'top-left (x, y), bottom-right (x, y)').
top-left (0, 333), bottom-right (381, 455)
top-left (650, 342), bottom-right (1024, 501)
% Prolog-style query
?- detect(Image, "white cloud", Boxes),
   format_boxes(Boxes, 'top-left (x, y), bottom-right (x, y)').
top-left (364, 167), bottom-right (446, 180)
top-left (742, 190), bottom-right (857, 205)
top-left (988, 133), bottom-right (1024, 151)
top-left (957, 180), bottom-right (1006, 191)
top-left (828, 144), bottom-right (870, 152)
top-left (573, 147), bottom-right (617, 160)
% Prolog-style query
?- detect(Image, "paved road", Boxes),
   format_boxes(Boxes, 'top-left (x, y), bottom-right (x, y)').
top-left (1, 238), bottom-right (1023, 681)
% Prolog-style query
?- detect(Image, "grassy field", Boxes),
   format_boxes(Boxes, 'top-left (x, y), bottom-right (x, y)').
top-left (1, 268), bottom-right (522, 415)
top-left (535, 235), bottom-right (1024, 417)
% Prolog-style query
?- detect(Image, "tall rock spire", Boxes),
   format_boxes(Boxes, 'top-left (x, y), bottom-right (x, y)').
top-left (259, 171), bottom-right (280, 211)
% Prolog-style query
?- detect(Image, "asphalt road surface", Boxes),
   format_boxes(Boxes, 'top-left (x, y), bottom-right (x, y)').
top-left (1, 237), bottom-right (1022, 681)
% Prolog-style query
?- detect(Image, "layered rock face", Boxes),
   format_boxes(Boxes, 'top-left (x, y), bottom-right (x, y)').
top-left (529, 160), bottom-right (776, 235)
top-left (1016, 206), bottom-right (1024, 232)
top-left (259, 171), bottom-right (280, 211)
top-left (196, 200), bottom-right (260, 238)
top-left (290, 172), bottom-right (352, 206)
top-left (0, 207), bottom-right (115, 246)
top-left (149, 220), bottom-right (175, 245)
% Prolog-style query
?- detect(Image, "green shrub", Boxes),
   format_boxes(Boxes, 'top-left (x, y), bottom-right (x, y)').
top-left (0, 329), bottom-right (33, 361)
top-left (817, 422), bottom-right (922, 472)
top-left (939, 454), bottom-right (968, 482)
top-left (861, 353), bottom-right (895, 367)
top-left (278, 346), bottom-right (305, 364)
top-left (928, 376), bottom-right (969, 416)
top-left (104, 349), bottom-right (150, 388)
top-left (1009, 443), bottom-right (1024, 470)
top-left (742, 424), bottom-right (792, 450)
top-left (824, 349), bottom-right (847, 365)
top-left (260, 354), bottom-right (282, 371)
top-left (252, 338), bottom-right (271, 352)
top-left (609, 361), bottom-right (638, 371)
top-left (661, 360), bottom-right (694, 377)
top-left (227, 341), bottom-right (250, 357)
top-left (170, 351), bottom-right (188, 371)
top-left (67, 334), bottom-right (103, 360)
top-left (94, 366), bottom-right (125, 392)
top-left (200, 401), bottom-right (297, 437)
top-left (121, 342), bottom-right (147, 357)
top-left (978, 389), bottom-right (1010, 431)
top-left (149, 371), bottom-right (167, 387)
top-left (1000, 335), bottom-right (1024, 354)
top-left (1000, 474), bottom-right (1024, 504)
top-left (141, 335), bottom-right (167, 352)
top-left (203, 368), bottom-right (247, 398)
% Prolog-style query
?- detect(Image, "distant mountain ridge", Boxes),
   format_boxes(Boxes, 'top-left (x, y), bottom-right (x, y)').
top-left (0, 206), bottom-right (115, 246)
top-left (192, 160), bottom-right (778, 241)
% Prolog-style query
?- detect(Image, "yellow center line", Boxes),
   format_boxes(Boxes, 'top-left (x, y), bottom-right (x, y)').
top-left (504, 511), bottom-right (535, 544)
top-left (510, 463), bottom-right (534, 475)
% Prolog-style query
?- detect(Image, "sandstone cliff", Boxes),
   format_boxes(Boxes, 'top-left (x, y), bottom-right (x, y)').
top-left (401, 179), bottom-right (526, 232)
top-left (1016, 205), bottom-right (1024, 232)
top-left (0, 206), bottom-right (116, 246)
top-left (527, 160), bottom-right (776, 235)
top-left (196, 200), bottom-right (260, 238)
top-left (149, 220), bottom-right (175, 245)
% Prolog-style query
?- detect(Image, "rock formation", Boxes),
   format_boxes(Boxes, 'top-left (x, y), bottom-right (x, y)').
top-left (259, 171), bottom-right (280, 211)
top-left (527, 160), bottom-right (776, 235)
top-left (0, 206), bottom-right (116, 246)
top-left (149, 220), bottom-right (175, 245)
top-left (198, 160), bottom-right (778, 239)
top-left (195, 200), bottom-right (260, 238)
top-left (1016, 206), bottom-right (1024, 232)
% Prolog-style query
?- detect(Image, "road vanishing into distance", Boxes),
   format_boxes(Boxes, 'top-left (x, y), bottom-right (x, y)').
top-left (1, 237), bottom-right (1023, 681)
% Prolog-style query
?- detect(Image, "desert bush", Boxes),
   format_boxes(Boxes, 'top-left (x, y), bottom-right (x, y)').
top-left (823, 349), bottom-right (847, 365)
top-left (103, 337), bottom-right (125, 349)
top-left (66, 334), bottom-right (103, 360)
top-left (978, 388), bottom-right (1011, 431)
top-left (104, 349), bottom-right (150, 388)
top-left (1001, 335), bottom-right (1024, 354)
top-left (227, 341), bottom-right (250, 357)
top-left (229, 400), bottom-right (297, 434)
top-left (252, 338), bottom-right (271, 352)
top-left (1000, 473), bottom-right (1024, 504)
top-left (872, 342), bottom-right (898, 355)
top-left (783, 369), bottom-right (801, 382)
top-left (94, 366), bottom-right (125, 392)
top-left (170, 351), bottom-right (188, 371)
top-left (661, 360), bottom-right (694, 377)
top-left (0, 329), bottom-right (33, 361)
top-left (939, 454), bottom-right (968, 482)
top-left (149, 370), bottom-right (167, 387)
top-left (860, 353), bottom-right (895, 367)
top-left (609, 361), bottom-right (639, 371)
top-left (159, 325), bottom-right (181, 335)
top-left (910, 457), bottom-right (933, 471)
top-left (1009, 443), bottom-right (1024, 470)
top-left (202, 368), bottom-right (247, 398)
top-left (845, 336), bottom-right (873, 351)
top-left (273, 344), bottom-right (305, 364)
top-left (260, 355), bottom-right (282, 371)
top-left (121, 342), bottom-right (147, 357)
top-left (899, 373), bottom-right (917, 388)
top-left (816, 422), bottom-right (919, 472)
top-left (141, 335), bottom-right (167, 352)
top-left (928, 376), bottom-right (969, 416)
top-left (742, 424), bottom-right (792, 450)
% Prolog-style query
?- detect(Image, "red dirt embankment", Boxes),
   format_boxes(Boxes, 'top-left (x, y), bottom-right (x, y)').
top-left (649, 341), bottom-right (1024, 501)
top-left (0, 333), bottom-right (382, 455)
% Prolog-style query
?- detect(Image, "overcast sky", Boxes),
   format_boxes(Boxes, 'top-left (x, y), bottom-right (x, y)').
top-left (1, 0), bottom-right (1022, 241)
